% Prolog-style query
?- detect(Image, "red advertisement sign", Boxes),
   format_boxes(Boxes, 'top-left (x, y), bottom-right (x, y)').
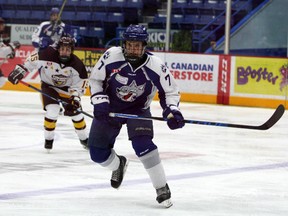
top-left (217, 55), bottom-right (231, 105)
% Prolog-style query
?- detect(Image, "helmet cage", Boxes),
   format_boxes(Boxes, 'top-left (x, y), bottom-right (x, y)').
top-left (57, 36), bottom-right (75, 63)
top-left (122, 25), bottom-right (148, 63)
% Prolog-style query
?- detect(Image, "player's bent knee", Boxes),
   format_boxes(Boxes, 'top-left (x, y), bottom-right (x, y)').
top-left (46, 104), bottom-right (60, 119)
top-left (71, 113), bottom-right (84, 121)
top-left (131, 135), bottom-right (157, 157)
top-left (89, 145), bottom-right (111, 163)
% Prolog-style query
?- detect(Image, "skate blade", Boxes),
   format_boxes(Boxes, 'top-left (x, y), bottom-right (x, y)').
top-left (81, 145), bottom-right (89, 150)
top-left (45, 149), bottom-right (52, 153)
top-left (161, 199), bottom-right (173, 208)
top-left (116, 159), bottom-right (129, 190)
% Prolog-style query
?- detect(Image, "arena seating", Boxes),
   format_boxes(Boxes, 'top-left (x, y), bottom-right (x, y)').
top-left (0, 0), bottom-right (260, 51)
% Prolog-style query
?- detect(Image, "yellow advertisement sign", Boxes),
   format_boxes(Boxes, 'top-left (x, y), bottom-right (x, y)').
top-left (235, 57), bottom-right (288, 96)
top-left (74, 49), bottom-right (104, 75)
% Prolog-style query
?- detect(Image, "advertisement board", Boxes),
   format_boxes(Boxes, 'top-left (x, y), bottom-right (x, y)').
top-left (10, 24), bottom-right (38, 45)
top-left (1, 45), bottom-right (287, 108)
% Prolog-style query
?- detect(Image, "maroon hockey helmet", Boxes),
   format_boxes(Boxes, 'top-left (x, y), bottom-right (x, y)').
top-left (57, 35), bottom-right (75, 50)
top-left (57, 35), bottom-right (75, 63)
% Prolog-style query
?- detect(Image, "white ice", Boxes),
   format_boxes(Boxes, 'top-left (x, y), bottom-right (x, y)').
top-left (0, 90), bottom-right (288, 216)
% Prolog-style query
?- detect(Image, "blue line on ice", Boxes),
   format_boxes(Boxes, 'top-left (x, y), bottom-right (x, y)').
top-left (1, 162), bottom-right (287, 200)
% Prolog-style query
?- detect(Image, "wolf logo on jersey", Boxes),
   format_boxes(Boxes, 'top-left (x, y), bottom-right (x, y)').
top-left (116, 80), bottom-right (145, 102)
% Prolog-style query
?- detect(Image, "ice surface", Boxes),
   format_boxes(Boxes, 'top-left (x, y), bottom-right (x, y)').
top-left (1, 90), bottom-right (288, 216)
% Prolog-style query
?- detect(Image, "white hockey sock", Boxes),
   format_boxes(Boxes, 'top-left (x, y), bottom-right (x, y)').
top-left (100, 149), bottom-right (120, 171)
top-left (139, 149), bottom-right (167, 189)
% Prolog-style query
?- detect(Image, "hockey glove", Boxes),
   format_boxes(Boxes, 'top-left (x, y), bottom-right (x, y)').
top-left (91, 92), bottom-right (110, 122)
top-left (163, 105), bottom-right (185, 130)
top-left (8, 64), bottom-right (28, 85)
top-left (64, 92), bottom-right (81, 116)
top-left (12, 41), bottom-right (21, 49)
top-left (40, 37), bottom-right (53, 49)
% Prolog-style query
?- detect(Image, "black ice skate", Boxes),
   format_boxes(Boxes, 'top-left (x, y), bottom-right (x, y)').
top-left (80, 138), bottom-right (89, 150)
top-left (44, 139), bottom-right (53, 152)
top-left (156, 184), bottom-right (173, 208)
top-left (110, 155), bottom-right (129, 189)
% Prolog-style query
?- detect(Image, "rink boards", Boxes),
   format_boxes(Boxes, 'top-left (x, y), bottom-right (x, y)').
top-left (1, 45), bottom-right (287, 109)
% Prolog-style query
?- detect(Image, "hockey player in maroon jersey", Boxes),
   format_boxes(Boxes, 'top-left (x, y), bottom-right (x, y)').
top-left (7, 35), bottom-right (89, 151)
top-left (88, 24), bottom-right (185, 207)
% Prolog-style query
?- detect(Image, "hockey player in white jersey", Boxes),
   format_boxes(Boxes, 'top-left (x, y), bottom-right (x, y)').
top-left (8, 35), bottom-right (89, 151)
top-left (32, 7), bottom-right (71, 52)
top-left (0, 41), bottom-right (20, 87)
top-left (88, 24), bottom-right (185, 207)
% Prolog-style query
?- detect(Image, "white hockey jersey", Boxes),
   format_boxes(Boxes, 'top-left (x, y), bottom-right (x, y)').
top-left (89, 46), bottom-right (180, 113)
top-left (0, 42), bottom-right (13, 59)
top-left (23, 46), bottom-right (88, 97)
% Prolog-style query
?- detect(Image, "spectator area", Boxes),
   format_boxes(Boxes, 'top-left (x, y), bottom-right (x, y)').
top-left (0, 0), bottom-right (264, 51)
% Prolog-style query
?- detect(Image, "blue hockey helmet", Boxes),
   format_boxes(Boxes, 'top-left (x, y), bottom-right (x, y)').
top-left (122, 24), bottom-right (148, 64)
top-left (123, 24), bottom-right (148, 44)
top-left (50, 7), bottom-right (60, 15)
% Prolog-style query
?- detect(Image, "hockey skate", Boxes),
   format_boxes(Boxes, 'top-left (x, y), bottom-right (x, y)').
top-left (80, 138), bottom-right (89, 150)
top-left (44, 139), bottom-right (53, 153)
top-left (156, 184), bottom-right (173, 208)
top-left (110, 155), bottom-right (129, 189)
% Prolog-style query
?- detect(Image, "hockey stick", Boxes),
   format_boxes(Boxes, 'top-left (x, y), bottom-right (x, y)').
top-left (19, 81), bottom-right (285, 130)
top-left (109, 104), bottom-right (285, 130)
top-left (51, 0), bottom-right (68, 36)
top-left (19, 80), bottom-right (94, 118)
top-left (56, 0), bottom-right (67, 23)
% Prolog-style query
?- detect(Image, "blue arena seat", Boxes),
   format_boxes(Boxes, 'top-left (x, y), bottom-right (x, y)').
top-left (152, 14), bottom-right (166, 28)
top-left (76, 11), bottom-right (93, 21)
top-left (30, 10), bottom-right (47, 22)
top-left (86, 27), bottom-right (105, 38)
top-left (93, 12), bottom-right (107, 21)
top-left (126, 0), bottom-right (143, 9)
top-left (172, 0), bottom-right (188, 14)
top-left (65, 0), bottom-right (81, 11)
top-left (107, 12), bottom-right (125, 24)
top-left (171, 14), bottom-right (184, 29)
top-left (80, 0), bottom-right (95, 8)
top-left (92, 12), bottom-right (107, 27)
top-left (97, 0), bottom-right (111, 9)
top-left (61, 11), bottom-right (77, 24)
top-left (111, 0), bottom-right (126, 9)
top-left (1, 10), bottom-right (17, 22)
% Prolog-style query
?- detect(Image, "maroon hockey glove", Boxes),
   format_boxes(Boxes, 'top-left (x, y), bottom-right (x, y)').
top-left (8, 64), bottom-right (28, 84)
top-left (64, 92), bottom-right (81, 116)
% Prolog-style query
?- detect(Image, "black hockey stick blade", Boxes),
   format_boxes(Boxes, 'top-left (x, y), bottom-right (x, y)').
top-left (110, 104), bottom-right (285, 130)
top-left (253, 104), bottom-right (285, 130)
top-left (185, 104), bottom-right (285, 130)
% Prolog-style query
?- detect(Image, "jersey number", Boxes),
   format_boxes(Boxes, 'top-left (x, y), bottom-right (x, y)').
top-left (165, 74), bottom-right (171, 86)
top-left (98, 60), bottom-right (104, 70)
